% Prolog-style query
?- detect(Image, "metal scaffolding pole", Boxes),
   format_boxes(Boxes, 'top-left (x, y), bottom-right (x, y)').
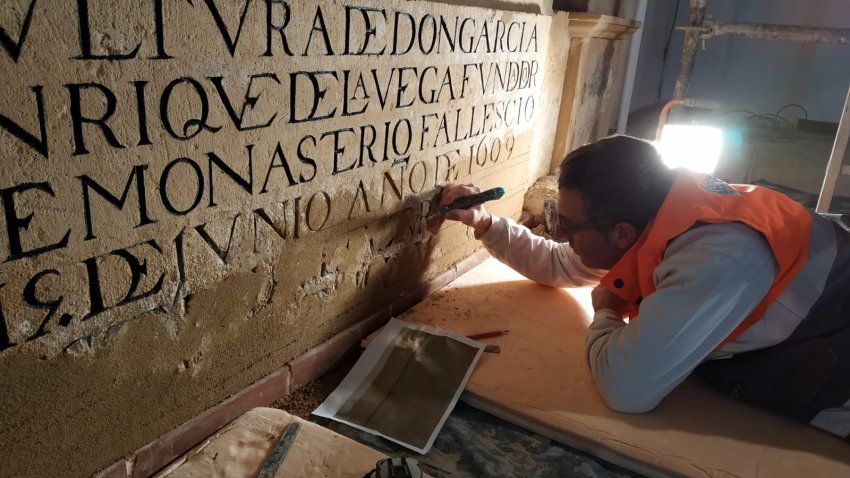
top-left (671, 0), bottom-right (850, 101)
top-left (672, 0), bottom-right (707, 99)
top-left (681, 20), bottom-right (850, 44)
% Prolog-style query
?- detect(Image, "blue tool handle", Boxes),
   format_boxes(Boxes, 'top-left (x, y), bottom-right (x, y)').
top-left (437, 187), bottom-right (505, 215)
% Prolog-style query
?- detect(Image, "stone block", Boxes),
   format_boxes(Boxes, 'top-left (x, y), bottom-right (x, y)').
top-left (548, 12), bottom-right (639, 173)
top-left (431, 0), bottom-right (545, 14)
top-left (0, 1), bottom-right (554, 475)
top-left (523, 174), bottom-right (559, 224)
top-left (553, 0), bottom-right (619, 15)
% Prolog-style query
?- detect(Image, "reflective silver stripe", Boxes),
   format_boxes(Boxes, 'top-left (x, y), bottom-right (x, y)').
top-left (722, 213), bottom-right (838, 353)
top-left (811, 398), bottom-right (850, 438)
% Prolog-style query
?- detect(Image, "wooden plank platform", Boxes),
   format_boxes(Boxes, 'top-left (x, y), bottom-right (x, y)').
top-left (395, 257), bottom-right (850, 478)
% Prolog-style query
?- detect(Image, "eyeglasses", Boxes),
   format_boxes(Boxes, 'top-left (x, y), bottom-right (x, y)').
top-left (555, 218), bottom-right (609, 241)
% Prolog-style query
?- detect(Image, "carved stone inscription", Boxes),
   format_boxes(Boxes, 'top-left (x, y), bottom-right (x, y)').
top-left (0, 0), bottom-right (547, 356)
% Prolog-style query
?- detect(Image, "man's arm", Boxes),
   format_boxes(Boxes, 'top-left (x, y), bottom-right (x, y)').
top-left (584, 223), bottom-right (778, 413)
top-left (436, 183), bottom-right (604, 288)
top-left (479, 215), bottom-right (605, 287)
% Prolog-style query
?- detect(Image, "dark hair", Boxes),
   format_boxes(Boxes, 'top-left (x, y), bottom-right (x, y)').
top-left (558, 135), bottom-right (674, 233)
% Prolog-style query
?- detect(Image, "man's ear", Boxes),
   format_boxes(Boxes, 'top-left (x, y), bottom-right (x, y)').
top-left (608, 222), bottom-right (639, 250)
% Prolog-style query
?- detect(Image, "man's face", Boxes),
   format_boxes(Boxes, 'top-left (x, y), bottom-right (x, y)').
top-left (555, 188), bottom-right (627, 270)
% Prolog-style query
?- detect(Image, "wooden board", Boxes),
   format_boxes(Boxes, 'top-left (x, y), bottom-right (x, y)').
top-left (156, 408), bottom-right (386, 478)
top-left (396, 257), bottom-right (850, 478)
top-left (817, 85), bottom-right (850, 213)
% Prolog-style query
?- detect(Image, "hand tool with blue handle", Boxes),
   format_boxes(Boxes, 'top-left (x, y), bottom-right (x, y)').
top-left (429, 187), bottom-right (505, 219)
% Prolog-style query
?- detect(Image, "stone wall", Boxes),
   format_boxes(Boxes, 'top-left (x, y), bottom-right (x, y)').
top-left (0, 1), bottom-right (553, 476)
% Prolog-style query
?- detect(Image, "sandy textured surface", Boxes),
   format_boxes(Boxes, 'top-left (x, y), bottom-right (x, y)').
top-left (0, 1), bottom-right (552, 474)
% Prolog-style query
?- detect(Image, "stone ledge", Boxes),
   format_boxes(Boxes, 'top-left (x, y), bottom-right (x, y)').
top-left (131, 366), bottom-right (291, 478)
top-left (561, 12), bottom-right (640, 39)
top-left (94, 248), bottom-right (491, 478)
top-left (291, 248), bottom-right (492, 392)
top-left (289, 311), bottom-right (389, 392)
top-left (96, 460), bottom-right (130, 478)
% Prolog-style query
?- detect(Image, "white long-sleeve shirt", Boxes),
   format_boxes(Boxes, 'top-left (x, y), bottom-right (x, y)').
top-left (479, 215), bottom-right (783, 413)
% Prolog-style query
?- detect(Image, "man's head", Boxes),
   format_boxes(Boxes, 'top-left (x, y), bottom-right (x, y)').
top-left (556, 135), bottom-right (675, 269)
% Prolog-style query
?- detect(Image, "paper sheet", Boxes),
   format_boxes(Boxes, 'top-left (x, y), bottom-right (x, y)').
top-left (313, 318), bottom-right (485, 454)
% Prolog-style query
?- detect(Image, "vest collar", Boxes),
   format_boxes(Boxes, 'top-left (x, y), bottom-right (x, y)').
top-left (600, 223), bottom-right (652, 314)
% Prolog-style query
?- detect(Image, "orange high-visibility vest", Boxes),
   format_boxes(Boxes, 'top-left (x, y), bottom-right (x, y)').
top-left (600, 170), bottom-right (813, 350)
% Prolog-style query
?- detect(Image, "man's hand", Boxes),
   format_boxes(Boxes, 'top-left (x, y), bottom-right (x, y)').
top-left (591, 285), bottom-right (626, 314)
top-left (438, 183), bottom-right (493, 237)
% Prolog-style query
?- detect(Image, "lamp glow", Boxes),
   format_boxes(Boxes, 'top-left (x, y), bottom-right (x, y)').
top-left (658, 124), bottom-right (724, 174)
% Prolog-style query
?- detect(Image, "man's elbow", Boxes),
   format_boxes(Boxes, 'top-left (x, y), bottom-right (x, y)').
top-left (595, 379), bottom-right (663, 414)
top-left (531, 277), bottom-right (567, 288)
top-left (586, 341), bottom-right (665, 413)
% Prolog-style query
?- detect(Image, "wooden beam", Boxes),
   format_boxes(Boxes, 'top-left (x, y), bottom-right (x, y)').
top-left (817, 85), bottom-right (850, 214)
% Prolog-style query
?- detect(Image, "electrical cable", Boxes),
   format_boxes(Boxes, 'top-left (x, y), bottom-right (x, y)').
top-left (658, 0), bottom-right (683, 101)
top-left (775, 103), bottom-right (808, 120)
top-left (721, 103), bottom-right (810, 142)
